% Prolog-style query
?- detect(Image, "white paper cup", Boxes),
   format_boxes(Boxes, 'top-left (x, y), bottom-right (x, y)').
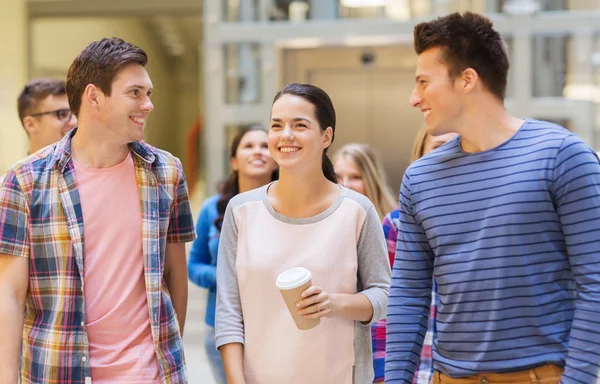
top-left (276, 267), bottom-right (320, 330)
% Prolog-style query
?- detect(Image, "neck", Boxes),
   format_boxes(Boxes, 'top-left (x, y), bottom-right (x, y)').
top-left (274, 167), bottom-right (332, 203)
top-left (458, 95), bottom-right (524, 153)
top-left (71, 123), bottom-right (129, 168)
top-left (29, 141), bottom-right (43, 154)
top-left (238, 174), bottom-right (272, 193)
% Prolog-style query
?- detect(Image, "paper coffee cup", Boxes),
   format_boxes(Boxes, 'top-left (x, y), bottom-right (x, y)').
top-left (276, 267), bottom-right (320, 330)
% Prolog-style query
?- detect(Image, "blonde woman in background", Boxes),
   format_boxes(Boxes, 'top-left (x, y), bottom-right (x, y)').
top-left (380, 126), bottom-right (458, 384)
top-left (333, 143), bottom-right (397, 383)
top-left (333, 143), bottom-right (397, 220)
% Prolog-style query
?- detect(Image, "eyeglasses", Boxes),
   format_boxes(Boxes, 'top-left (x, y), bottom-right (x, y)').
top-left (30, 108), bottom-right (73, 122)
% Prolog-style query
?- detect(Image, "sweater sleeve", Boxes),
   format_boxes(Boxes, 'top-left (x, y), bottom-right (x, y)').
top-left (356, 205), bottom-right (392, 324)
top-left (188, 197), bottom-right (218, 289)
top-left (385, 172), bottom-right (435, 384)
top-left (214, 203), bottom-right (245, 348)
top-left (552, 134), bottom-right (600, 384)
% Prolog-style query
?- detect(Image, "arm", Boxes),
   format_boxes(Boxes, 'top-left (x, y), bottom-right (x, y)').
top-left (165, 161), bottom-right (196, 335)
top-left (552, 135), bottom-right (600, 384)
top-left (385, 173), bottom-right (434, 384)
top-left (0, 171), bottom-right (31, 383)
top-left (298, 205), bottom-right (391, 323)
top-left (165, 243), bottom-right (188, 335)
top-left (215, 204), bottom-right (245, 383)
top-left (0, 255), bottom-right (28, 384)
top-left (188, 198), bottom-right (218, 289)
top-left (219, 343), bottom-right (245, 384)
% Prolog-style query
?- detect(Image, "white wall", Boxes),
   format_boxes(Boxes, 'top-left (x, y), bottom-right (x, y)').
top-left (0, 0), bottom-right (28, 174)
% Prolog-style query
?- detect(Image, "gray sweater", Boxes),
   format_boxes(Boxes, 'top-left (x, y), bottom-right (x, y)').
top-left (215, 185), bottom-right (391, 383)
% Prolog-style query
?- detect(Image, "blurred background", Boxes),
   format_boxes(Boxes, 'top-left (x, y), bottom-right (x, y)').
top-left (2, 0), bottom-right (600, 382)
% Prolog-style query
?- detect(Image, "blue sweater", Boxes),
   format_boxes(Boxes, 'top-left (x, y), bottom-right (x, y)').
top-left (188, 194), bottom-right (221, 327)
top-left (385, 120), bottom-right (600, 383)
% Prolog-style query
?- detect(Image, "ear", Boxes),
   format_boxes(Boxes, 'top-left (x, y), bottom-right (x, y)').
top-left (460, 68), bottom-right (478, 94)
top-left (322, 126), bottom-right (333, 149)
top-left (22, 116), bottom-right (38, 135)
top-left (230, 156), bottom-right (239, 172)
top-left (83, 84), bottom-right (103, 110)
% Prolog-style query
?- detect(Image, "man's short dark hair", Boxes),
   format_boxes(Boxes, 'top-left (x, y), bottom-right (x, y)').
top-left (17, 78), bottom-right (67, 124)
top-left (66, 37), bottom-right (148, 117)
top-left (414, 12), bottom-right (509, 100)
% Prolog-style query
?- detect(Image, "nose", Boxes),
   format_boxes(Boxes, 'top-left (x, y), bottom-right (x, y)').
top-left (282, 125), bottom-right (293, 141)
top-left (340, 177), bottom-right (349, 187)
top-left (141, 97), bottom-right (154, 113)
top-left (66, 113), bottom-right (78, 129)
top-left (409, 86), bottom-right (421, 108)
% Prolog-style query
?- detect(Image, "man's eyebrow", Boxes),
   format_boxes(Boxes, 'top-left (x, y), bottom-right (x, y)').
top-left (128, 85), bottom-right (152, 91)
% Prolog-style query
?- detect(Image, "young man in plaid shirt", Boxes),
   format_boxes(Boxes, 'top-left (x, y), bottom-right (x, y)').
top-left (0, 38), bottom-right (195, 383)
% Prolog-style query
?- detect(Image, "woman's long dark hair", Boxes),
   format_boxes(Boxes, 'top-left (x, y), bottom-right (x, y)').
top-left (214, 126), bottom-right (278, 231)
top-left (272, 83), bottom-right (337, 183)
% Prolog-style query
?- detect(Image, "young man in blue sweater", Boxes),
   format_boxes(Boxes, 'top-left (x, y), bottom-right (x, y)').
top-left (385, 12), bottom-right (600, 384)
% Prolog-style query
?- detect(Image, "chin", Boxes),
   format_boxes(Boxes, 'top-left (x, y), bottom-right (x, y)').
top-left (426, 123), bottom-right (453, 137)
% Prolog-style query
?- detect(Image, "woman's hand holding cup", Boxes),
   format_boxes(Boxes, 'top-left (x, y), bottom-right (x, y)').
top-left (297, 285), bottom-right (337, 319)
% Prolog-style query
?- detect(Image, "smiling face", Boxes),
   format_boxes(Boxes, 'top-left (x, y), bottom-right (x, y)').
top-left (25, 94), bottom-right (77, 151)
top-left (95, 63), bottom-right (154, 144)
top-left (409, 47), bottom-right (465, 136)
top-left (231, 130), bottom-right (277, 178)
top-left (334, 155), bottom-right (366, 195)
top-left (269, 94), bottom-right (333, 174)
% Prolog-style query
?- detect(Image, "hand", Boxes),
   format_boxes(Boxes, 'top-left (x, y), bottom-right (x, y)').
top-left (296, 285), bottom-right (336, 319)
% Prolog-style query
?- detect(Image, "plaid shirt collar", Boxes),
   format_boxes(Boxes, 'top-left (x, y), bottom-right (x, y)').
top-left (51, 128), bottom-right (156, 172)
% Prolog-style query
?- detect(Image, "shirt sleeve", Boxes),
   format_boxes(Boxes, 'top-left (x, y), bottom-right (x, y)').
top-left (215, 203), bottom-right (245, 348)
top-left (188, 197), bottom-right (218, 289)
top-left (0, 170), bottom-right (30, 258)
top-left (552, 134), bottom-right (600, 384)
top-left (382, 210), bottom-right (399, 267)
top-left (357, 205), bottom-right (392, 325)
top-left (385, 172), bottom-right (434, 384)
top-left (166, 160), bottom-right (196, 243)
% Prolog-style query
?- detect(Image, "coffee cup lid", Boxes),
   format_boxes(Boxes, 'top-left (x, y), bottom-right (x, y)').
top-left (276, 267), bottom-right (311, 289)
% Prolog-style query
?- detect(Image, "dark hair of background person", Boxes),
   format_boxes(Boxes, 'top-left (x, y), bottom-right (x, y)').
top-left (272, 83), bottom-right (337, 183)
top-left (17, 78), bottom-right (67, 130)
top-left (66, 37), bottom-right (148, 117)
top-left (413, 12), bottom-right (509, 100)
top-left (214, 126), bottom-right (279, 231)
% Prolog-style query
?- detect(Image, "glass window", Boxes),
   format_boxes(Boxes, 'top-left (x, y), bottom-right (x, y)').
top-left (532, 35), bottom-right (568, 97)
top-left (224, 43), bottom-right (262, 105)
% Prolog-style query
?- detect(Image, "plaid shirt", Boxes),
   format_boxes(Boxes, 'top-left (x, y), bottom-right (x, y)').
top-left (372, 209), bottom-right (437, 384)
top-left (0, 131), bottom-right (196, 384)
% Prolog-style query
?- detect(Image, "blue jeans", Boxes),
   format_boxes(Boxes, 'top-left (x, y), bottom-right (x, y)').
top-left (204, 325), bottom-right (227, 384)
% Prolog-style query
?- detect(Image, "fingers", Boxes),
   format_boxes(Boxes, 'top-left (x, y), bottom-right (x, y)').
top-left (297, 286), bottom-right (331, 319)
top-left (300, 285), bottom-right (322, 299)
top-left (297, 286), bottom-right (325, 310)
top-left (299, 300), bottom-right (331, 319)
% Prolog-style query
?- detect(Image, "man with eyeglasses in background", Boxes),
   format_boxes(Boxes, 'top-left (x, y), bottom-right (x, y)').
top-left (0, 79), bottom-right (76, 185)
top-left (17, 78), bottom-right (77, 154)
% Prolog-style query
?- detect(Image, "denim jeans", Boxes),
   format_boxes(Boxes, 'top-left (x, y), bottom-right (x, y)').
top-left (204, 326), bottom-right (227, 384)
